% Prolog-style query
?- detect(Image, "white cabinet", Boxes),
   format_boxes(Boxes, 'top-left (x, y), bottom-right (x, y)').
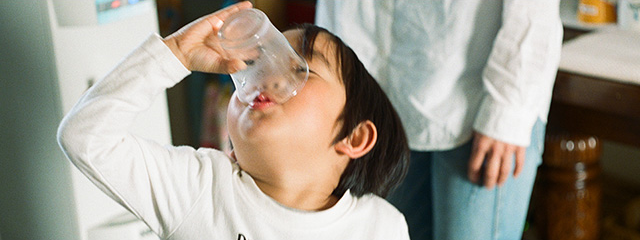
top-left (0, 1), bottom-right (170, 239)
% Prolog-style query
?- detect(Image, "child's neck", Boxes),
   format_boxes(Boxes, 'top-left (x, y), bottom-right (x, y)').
top-left (253, 178), bottom-right (340, 211)
top-left (233, 149), bottom-right (348, 211)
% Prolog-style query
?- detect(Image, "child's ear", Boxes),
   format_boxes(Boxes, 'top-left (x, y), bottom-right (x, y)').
top-left (335, 120), bottom-right (377, 159)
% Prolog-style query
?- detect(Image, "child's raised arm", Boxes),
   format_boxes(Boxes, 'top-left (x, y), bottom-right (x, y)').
top-left (57, 2), bottom-right (251, 238)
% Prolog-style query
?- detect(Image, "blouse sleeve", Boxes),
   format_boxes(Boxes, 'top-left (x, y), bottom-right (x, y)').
top-left (473, 0), bottom-right (563, 146)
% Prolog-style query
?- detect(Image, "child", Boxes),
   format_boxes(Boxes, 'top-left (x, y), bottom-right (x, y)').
top-left (58, 2), bottom-right (410, 239)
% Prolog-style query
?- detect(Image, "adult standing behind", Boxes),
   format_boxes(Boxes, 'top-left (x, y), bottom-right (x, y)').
top-left (316, 1), bottom-right (563, 239)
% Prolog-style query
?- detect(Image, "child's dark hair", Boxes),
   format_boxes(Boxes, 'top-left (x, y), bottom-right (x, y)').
top-left (291, 23), bottom-right (410, 198)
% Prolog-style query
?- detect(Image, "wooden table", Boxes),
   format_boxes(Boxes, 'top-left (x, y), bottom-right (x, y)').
top-left (547, 71), bottom-right (640, 147)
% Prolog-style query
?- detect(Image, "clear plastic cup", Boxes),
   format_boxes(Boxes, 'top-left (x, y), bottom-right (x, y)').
top-left (218, 8), bottom-right (309, 105)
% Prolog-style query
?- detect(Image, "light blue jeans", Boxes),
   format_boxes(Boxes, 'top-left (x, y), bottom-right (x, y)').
top-left (388, 120), bottom-right (545, 240)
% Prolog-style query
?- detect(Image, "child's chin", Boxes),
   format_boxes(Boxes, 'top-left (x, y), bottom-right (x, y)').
top-left (238, 122), bottom-right (288, 143)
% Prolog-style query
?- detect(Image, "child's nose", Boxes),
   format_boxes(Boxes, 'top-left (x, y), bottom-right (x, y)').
top-left (258, 75), bottom-right (287, 92)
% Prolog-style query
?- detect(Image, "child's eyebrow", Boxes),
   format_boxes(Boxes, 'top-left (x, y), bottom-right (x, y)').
top-left (310, 50), bottom-right (332, 69)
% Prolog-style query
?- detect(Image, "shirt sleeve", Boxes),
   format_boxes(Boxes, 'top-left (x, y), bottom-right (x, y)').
top-left (57, 33), bottom-right (204, 237)
top-left (398, 215), bottom-right (411, 240)
top-left (473, 0), bottom-right (563, 146)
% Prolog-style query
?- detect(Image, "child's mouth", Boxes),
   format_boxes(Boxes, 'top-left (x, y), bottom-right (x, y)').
top-left (249, 93), bottom-right (276, 110)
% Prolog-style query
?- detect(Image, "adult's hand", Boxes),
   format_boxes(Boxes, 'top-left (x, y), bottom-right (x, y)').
top-left (162, 1), bottom-right (252, 73)
top-left (468, 132), bottom-right (526, 189)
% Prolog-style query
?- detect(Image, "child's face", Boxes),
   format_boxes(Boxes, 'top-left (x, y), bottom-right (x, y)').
top-left (227, 29), bottom-right (346, 168)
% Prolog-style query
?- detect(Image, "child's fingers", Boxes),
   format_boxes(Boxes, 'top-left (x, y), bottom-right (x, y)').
top-left (201, 57), bottom-right (246, 74)
top-left (226, 58), bottom-right (247, 73)
top-left (205, 1), bottom-right (253, 32)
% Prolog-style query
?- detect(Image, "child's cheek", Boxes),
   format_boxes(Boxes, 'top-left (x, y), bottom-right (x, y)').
top-left (296, 87), bottom-right (340, 132)
top-left (226, 94), bottom-right (243, 130)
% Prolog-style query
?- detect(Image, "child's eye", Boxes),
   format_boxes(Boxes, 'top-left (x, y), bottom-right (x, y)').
top-left (295, 66), bottom-right (309, 73)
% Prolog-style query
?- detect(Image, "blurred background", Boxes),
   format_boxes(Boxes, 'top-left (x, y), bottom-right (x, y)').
top-left (0, 0), bottom-right (639, 239)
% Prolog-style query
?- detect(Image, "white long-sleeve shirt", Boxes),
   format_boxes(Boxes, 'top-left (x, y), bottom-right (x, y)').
top-left (315, 0), bottom-right (563, 150)
top-left (57, 34), bottom-right (409, 240)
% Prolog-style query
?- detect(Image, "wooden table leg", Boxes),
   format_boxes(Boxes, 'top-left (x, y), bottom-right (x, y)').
top-left (535, 133), bottom-right (603, 240)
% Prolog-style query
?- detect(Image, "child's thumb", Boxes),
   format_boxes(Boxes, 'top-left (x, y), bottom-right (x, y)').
top-left (226, 59), bottom-right (247, 74)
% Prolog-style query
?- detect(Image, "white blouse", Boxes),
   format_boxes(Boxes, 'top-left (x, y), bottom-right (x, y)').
top-left (316, 0), bottom-right (563, 149)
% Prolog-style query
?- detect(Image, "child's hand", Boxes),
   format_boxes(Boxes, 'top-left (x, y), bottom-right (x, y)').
top-left (162, 1), bottom-right (252, 74)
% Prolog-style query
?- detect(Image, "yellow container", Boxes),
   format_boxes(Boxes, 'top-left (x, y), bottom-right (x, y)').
top-left (578, 0), bottom-right (617, 24)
